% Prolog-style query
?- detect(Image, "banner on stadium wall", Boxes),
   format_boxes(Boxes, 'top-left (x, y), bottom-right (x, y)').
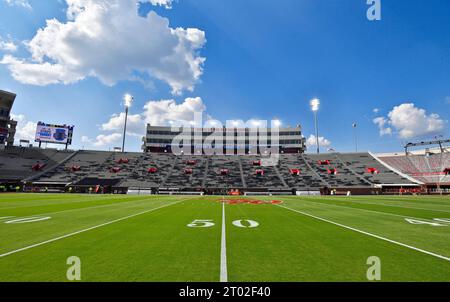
top-left (35, 122), bottom-right (74, 145)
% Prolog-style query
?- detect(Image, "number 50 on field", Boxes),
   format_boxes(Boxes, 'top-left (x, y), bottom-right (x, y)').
top-left (187, 219), bottom-right (259, 228)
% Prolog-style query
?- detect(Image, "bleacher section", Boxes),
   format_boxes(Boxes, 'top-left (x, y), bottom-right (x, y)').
top-left (337, 153), bottom-right (413, 185)
top-left (240, 156), bottom-right (286, 189)
top-left (36, 150), bottom-right (112, 184)
top-left (378, 153), bottom-right (450, 184)
top-left (0, 147), bottom-right (72, 181)
top-left (163, 156), bottom-right (207, 189)
top-left (205, 156), bottom-right (244, 188)
top-left (119, 153), bottom-right (174, 188)
top-left (304, 154), bottom-right (371, 188)
top-left (0, 147), bottom-right (419, 191)
top-left (277, 154), bottom-right (325, 190)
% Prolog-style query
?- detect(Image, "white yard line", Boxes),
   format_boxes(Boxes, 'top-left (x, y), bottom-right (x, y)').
top-left (277, 204), bottom-right (450, 262)
top-left (220, 200), bottom-right (228, 282)
top-left (0, 200), bottom-right (183, 258)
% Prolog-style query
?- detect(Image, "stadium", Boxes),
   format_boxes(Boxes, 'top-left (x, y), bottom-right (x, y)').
top-left (0, 0), bottom-right (449, 289)
top-left (1, 89), bottom-right (450, 283)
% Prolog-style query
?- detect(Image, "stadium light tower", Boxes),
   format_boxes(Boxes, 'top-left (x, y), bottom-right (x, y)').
top-left (310, 98), bottom-right (320, 154)
top-left (122, 94), bottom-right (134, 153)
top-left (353, 123), bottom-right (358, 153)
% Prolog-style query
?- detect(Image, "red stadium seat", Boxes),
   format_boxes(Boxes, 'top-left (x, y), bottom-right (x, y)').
top-left (220, 169), bottom-right (229, 175)
top-left (253, 160), bottom-right (261, 166)
top-left (148, 167), bottom-right (158, 173)
top-left (117, 158), bottom-right (129, 164)
top-left (327, 168), bottom-right (338, 175)
top-left (318, 160), bottom-right (331, 165)
top-left (366, 167), bottom-right (379, 174)
top-left (32, 163), bottom-right (46, 171)
top-left (186, 160), bottom-right (197, 166)
top-left (289, 169), bottom-right (301, 176)
top-left (111, 167), bottom-right (121, 173)
top-left (71, 165), bottom-right (81, 172)
top-left (255, 169), bottom-right (265, 176)
top-left (185, 168), bottom-right (193, 175)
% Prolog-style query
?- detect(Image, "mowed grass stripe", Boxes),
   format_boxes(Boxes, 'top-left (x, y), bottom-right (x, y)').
top-left (0, 194), bottom-right (176, 214)
top-left (0, 194), bottom-right (180, 217)
top-left (0, 198), bottom-right (222, 282)
top-left (282, 195), bottom-right (450, 212)
top-left (280, 196), bottom-right (450, 221)
top-left (0, 199), bottom-right (185, 258)
top-left (226, 202), bottom-right (450, 281)
top-left (0, 196), bottom-right (194, 254)
top-left (340, 199), bottom-right (450, 214)
top-left (347, 196), bottom-right (450, 209)
top-left (307, 195), bottom-right (450, 213)
top-left (277, 204), bottom-right (450, 262)
top-left (260, 196), bottom-right (450, 258)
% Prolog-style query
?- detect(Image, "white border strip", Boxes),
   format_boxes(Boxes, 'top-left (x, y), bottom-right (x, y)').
top-left (277, 204), bottom-right (450, 262)
top-left (0, 201), bottom-right (182, 258)
top-left (220, 201), bottom-right (228, 282)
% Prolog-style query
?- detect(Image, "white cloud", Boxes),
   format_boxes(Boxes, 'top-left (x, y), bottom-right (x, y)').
top-left (306, 135), bottom-right (331, 149)
top-left (1, 55), bottom-right (85, 85)
top-left (446, 96), bottom-right (450, 105)
top-left (101, 112), bottom-right (144, 137)
top-left (373, 103), bottom-right (446, 139)
top-left (86, 96), bottom-right (206, 147)
top-left (1, 0), bottom-right (206, 95)
top-left (373, 116), bottom-right (392, 136)
top-left (148, 0), bottom-right (174, 9)
top-left (373, 108), bottom-right (379, 114)
top-left (0, 37), bottom-right (17, 52)
top-left (10, 114), bottom-right (37, 142)
top-left (2, 0), bottom-right (32, 10)
top-left (99, 97), bottom-right (207, 134)
top-left (93, 133), bottom-right (122, 147)
top-left (81, 135), bottom-right (92, 144)
top-left (142, 97), bottom-right (206, 126)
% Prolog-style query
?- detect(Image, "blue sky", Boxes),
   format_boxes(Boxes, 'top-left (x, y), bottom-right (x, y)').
top-left (0, 0), bottom-right (449, 153)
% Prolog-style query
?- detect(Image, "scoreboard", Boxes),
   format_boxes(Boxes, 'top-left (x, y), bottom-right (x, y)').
top-left (35, 122), bottom-right (74, 146)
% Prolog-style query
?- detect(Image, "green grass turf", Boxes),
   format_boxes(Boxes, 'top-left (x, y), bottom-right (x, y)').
top-left (0, 193), bottom-right (449, 281)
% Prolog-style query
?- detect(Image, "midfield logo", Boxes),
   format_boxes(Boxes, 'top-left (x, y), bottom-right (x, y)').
top-left (219, 199), bottom-right (283, 205)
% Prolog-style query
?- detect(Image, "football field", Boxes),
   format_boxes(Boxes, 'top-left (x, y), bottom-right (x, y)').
top-left (0, 193), bottom-right (449, 282)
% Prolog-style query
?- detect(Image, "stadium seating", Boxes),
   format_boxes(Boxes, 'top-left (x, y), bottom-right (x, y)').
top-left (277, 154), bottom-right (325, 190)
top-left (204, 156), bottom-right (244, 188)
top-left (0, 146), bottom-right (422, 191)
top-left (0, 147), bottom-right (73, 181)
top-left (336, 153), bottom-right (413, 185)
top-left (240, 156), bottom-right (286, 189)
top-left (379, 153), bottom-right (450, 184)
top-left (304, 154), bottom-right (371, 188)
